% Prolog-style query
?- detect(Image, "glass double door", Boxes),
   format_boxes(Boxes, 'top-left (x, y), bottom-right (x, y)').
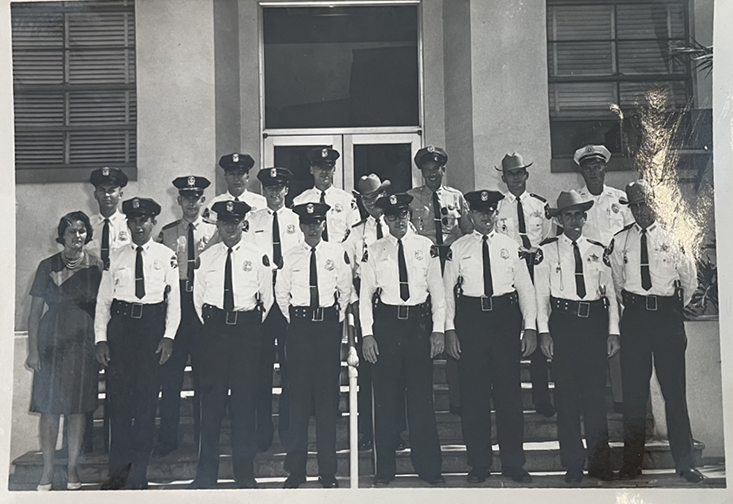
top-left (262, 133), bottom-right (422, 206)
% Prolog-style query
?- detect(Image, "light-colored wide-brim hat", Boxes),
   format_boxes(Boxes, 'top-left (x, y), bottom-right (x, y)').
top-left (547, 190), bottom-right (594, 217)
top-left (494, 152), bottom-right (533, 172)
top-left (355, 173), bottom-right (391, 196)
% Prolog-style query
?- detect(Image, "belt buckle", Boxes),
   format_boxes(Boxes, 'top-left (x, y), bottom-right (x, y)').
top-left (312, 307), bottom-right (324, 322)
top-left (646, 295), bottom-right (658, 311)
top-left (480, 296), bottom-right (493, 312)
top-left (397, 305), bottom-right (409, 320)
top-left (577, 302), bottom-right (590, 318)
top-left (185, 280), bottom-right (193, 292)
top-left (225, 311), bottom-right (238, 325)
top-left (131, 303), bottom-right (144, 319)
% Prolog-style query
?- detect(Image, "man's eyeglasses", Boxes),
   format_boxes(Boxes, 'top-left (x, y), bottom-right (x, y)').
top-left (385, 210), bottom-right (410, 222)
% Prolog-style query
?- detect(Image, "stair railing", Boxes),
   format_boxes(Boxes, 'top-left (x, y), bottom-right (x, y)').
top-left (344, 305), bottom-right (359, 488)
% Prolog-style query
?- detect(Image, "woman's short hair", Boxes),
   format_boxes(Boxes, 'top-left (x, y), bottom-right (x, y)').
top-left (56, 211), bottom-right (93, 245)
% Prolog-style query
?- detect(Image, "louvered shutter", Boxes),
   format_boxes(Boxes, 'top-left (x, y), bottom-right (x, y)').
top-left (12, 1), bottom-right (136, 183)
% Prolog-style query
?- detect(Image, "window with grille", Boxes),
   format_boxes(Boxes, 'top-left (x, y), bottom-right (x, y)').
top-left (546, 1), bottom-right (695, 172)
top-left (11, 1), bottom-right (136, 184)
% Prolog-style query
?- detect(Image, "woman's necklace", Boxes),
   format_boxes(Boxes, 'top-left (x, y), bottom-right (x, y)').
top-left (62, 251), bottom-right (84, 270)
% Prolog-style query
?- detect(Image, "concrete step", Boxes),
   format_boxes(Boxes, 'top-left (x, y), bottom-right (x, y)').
top-left (11, 439), bottom-right (705, 484)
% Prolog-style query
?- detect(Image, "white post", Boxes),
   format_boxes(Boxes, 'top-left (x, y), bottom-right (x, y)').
top-left (345, 311), bottom-right (360, 488)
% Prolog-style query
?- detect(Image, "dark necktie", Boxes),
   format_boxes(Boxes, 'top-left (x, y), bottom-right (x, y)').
top-left (516, 198), bottom-right (532, 250)
top-left (135, 246), bottom-right (145, 299)
top-left (309, 247), bottom-right (319, 308)
top-left (234, 196), bottom-right (240, 202)
top-left (320, 191), bottom-right (329, 241)
top-left (640, 229), bottom-right (652, 290)
top-left (432, 191), bottom-right (443, 245)
top-left (376, 217), bottom-right (383, 240)
top-left (272, 211), bottom-right (282, 268)
top-left (101, 218), bottom-right (110, 269)
top-left (482, 235), bottom-right (493, 297)
top-left (224, 247), bottom-right (234, 311)
top-left (572, 240), bottom-right (586, 298)
top-left (398, 238), bottom-right (410, 301)
top-left (187, 222), bottom-right (195, 282)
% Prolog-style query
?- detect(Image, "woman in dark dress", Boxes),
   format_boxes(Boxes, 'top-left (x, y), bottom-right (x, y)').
top-left (26, 211), bottom-right (103, 491)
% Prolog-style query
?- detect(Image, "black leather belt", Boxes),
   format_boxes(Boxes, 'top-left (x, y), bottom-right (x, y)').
top-left (111, 299), bottom-right (165, 319)
top-left (622, 290), bottom-right (679, 312)
top-left (550, 296), bottom-right (607, 319)
top-left (290, 305), bottom-right (338, 322)
top-left (180, 278), bottom-right (193, 293)
top-left (375, 301), bottom-right (431, 321)
top-left (202, 304), bottom-right (260, 326)
top-left (459, 292), bottom-right (518, 312)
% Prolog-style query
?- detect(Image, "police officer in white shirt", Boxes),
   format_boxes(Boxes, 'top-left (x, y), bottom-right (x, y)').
top-left (444, 190), bottom-right (536, 484)
top-left (608, 180), bottom-right (703, 483)
top-left (189, 200), bottom-right (273, 489)
top-left (495, 153), bottom-right (555, 418)
top-left (154, 176), bottom-right (216, 458)
top-left (535, 191), bottom-right (619, 484)
top-left (204, 153), bottom-right (267, 224)
top-left (88, 167), bottom-right (131, 270)
top-left (94, 197), bottom-right (180, 490)
top-left (275, 202), bottom-right (353, 489)
top-left (247, 167), bottom-right (302, 453)
top-left (360, 193), bottom-right (446, 486)
top-left (292, 148), bottom-right (360, 243)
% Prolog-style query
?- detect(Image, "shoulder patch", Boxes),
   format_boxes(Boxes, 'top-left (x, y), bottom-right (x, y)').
top-left (350, 198), bottom-right (358, 210)
top-left (544, 205), bottom-right (552, 219)
top-left (170, 255), bottom-right (178, 269)
top-left (243, 220), bottom-right (249, 233)
top-left (344, 250), bottom-right (350, 265)
top-left (534, 248), bottom-right (544, 265)
top-left (430, 244), bottom-right (439, 258)
top-left (602, 247), bottom-right (612, 267)
top-left (587, 239), bottom-right (605, 249)
top-left (262, 254), bottom-right (270, 267)
top-left (529, 193), bottom-right (547, 203)
top-left (162, 220), bottom-right (181, 231)
top-left (446, 248), bottom-right (453, 261)
top-left (614, 223), bottom-right (635, 236)
top-left (540, 237), bottom-right (558, 246)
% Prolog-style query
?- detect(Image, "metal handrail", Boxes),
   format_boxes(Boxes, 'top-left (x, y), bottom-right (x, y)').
top-left (344, 306), bottom-right (359, 488)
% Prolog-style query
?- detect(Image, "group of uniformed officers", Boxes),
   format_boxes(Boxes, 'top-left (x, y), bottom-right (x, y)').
top-left (86, 140), bottom-right (704, 489)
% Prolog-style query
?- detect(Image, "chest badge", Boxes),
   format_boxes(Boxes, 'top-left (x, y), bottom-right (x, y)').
top-left (334, 203), bottom-right (343, 213)
top-left (325, 259), bottom-right (335, 271)
top-left (415, 249), bottom-right (425, 261)
top-left (198, 236), bottom-right (209, 251)
top-left (589, 253), bottom-right (599, 262)
top-left (153, 259), bottom-right (163, 270)
top-left (287, 224), bottom-right (296, 234)
top-left (659, 243), bottom-right (669, 252)
top-left (118, 230), bottom-right (129, 241)
top-left (611, 203), bottom-right (620, 214)
top-left (243, 260), bottom-right (252, 272)
top-left (500, 248), bottom-right (510, 260)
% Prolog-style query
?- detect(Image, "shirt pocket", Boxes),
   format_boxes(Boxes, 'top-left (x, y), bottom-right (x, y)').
top-left (374, 258), bottom-right (394, 286)
top-left (113, 266), bottom-right (133, 287)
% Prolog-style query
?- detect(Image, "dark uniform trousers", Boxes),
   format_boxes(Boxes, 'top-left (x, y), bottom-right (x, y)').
top-left (455, 295), bottom-right (525, 470)
top-left (524, 255), bottom-right (552, 408)
top-left (285, 308), bottom-right (342, 477)
top-left (158, 281), bottom-right (201, 449)
top-left (194, 308), bottom-right (261, 486)
top-left (371, 303), bottom-right (442, 480)
top-left (106, 300), bottom-right (166, 484)
top-left (620, 294), bottom-right (695, 471)
top-left (256, 302), bottom-right (290, 450)
top-left (549, 303), bottom-right (611, 472)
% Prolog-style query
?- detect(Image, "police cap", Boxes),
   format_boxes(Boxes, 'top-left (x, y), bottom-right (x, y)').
top-left (257, 167), bottom-right (293, 187)
top-left (211, 200), bottom-right (251, 222)
top-left (122, 197), bottom-right (161, 218)
top-left (219, 153), bottom-right (255, 172)
top-left (573, 144), bottom-right (612, 166)
top-left (375, 193), bottom-right (413, 216)
top-left (172, 175), bottom-right (211, 194)
top-left (414, 145), bottom-right (448, 169)
top-left (306, 148), bottom-right (340, 168)
top-left (293, 202), bottom-right (330, 223)
top-left (464, 190), bottom-right (504, 212)
top-left (90, 167), bottom-right (128, 188)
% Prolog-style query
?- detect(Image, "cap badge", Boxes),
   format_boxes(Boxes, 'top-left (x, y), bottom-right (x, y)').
top-left (306, 203), bottom-right (314, 214)
top-left (270, 168), bottom-right (277, 178)
top-left (427, 145), bottom-right (435, 153)
top-left (433, 155), bottom-right (440, 162)
top-left (481, 191), bottom-right (489, 201)
top-left (132, 198), bottom-right (140, 209)
top-left (187, 176), bottom-right (196, 187)
top-left (226, 201), bottom-right (234, 212)
top-left (389, 195), bottom-right (397, 205)
top-left (232, 153), bottom-right (239, 163)
top-left (321, 148), bottom-right (329, 158)
top-left (102, 167), bottom-right (110, 176)
top-left (586, 146), bottom-right (593, 153)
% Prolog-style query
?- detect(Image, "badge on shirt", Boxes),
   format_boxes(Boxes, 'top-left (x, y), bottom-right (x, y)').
top-left (659, 243), bottom-right (669, 252)
top-left (589, 253), bottom-right (599, 263)
top-left (534, 248), bottom-right (544, 265)
top-left (243, 260), bottom-right (252, 272)
top-left (335, 203), bottom-right (343, 213)
top-left (154, 259), bottom-right (163, 270)
top-left (325, 259), bottom-right (335, 271)
top-left (500, 248), bottom-right (509, 260)
top-left (118, 230), bottom-right (129, 241)
top-left (198, 236), bottom-right (209, 251)
top-left (611, 203), bottom-right (620, 214)
top-left (287, 224), bottom-right (296, 234)
top-left (500, 218), bottom-right (507, 232)
top-left (415, 249), bottom-right (425, 261)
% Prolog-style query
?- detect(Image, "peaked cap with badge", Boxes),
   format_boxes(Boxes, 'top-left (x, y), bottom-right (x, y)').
top-left (414, 145), bottom-right (448, 169)
top-left (257, 167), bottom-right (293, 187)
top-left (495, 152), bottom-right (533, 172)
top-left (306, 147), bottom-right (340, 168)
top-left (219, 152), bottom-right (256, 172)
top-left (355, 173), bottom-right (391, 196)
top-left (573, 144), bottom-right (612, 166)
top-left (464, 190), bottom-right (504, 212)
top-left (293, 202), bottom-right (330, 223)
top-left (211, 200), bottom-right (251, 221)
top-left (375, 192), bottom-right (413, 216)
top-left (122, 197), bottom-right (161, 217)
top-left (90, 166), bottom-right (128, 188)
top-left (172, 175), bottom-right (211, 194)
top-left (547, 190), bottom-right (594, 217)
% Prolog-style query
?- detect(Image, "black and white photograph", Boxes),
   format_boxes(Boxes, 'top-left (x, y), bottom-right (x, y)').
top-left (1, 0), bottom-right (732, 500)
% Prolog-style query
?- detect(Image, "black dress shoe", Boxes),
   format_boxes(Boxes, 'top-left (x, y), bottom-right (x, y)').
top-left (535, 402), bottom-right (556, 418)
top-left (187, 479), bottom-right (215, 489)
top-left (419, 474), bottom-right (446, 485)
top-left (283, 474), bottom-right (307, 489)
top-left (358, 437), bottom-right (373, 451)
top-left (318, 475), bottom-right (339, 488)
top-left (373, 475), bottom-right (392, 486)
top-left (564, 468), bottom-right (584, 483)
top-left (238, 477), bottom-right (258, 489)
top-left (467, 467), bottom-right (489, 483)
top-left (125, 478), bottom-right (149, 490)
top-left (502, 467), bottom-right (532, 483)
top-left (152, 444), bottom-right (177, 458)
top-left (395, 435), bottom-right (408, 451)
top-left (100, 464), bottom-right (132, 490)
top-left (680, 467), bottom-right (705, 483)
top-left (588, 468), bottom-right (615, 481)
top-left (617, 465), bottom-right (641, 480)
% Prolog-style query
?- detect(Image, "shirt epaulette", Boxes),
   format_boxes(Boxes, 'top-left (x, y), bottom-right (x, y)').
top-left (587, 239), bottom-right (606, 248)
top-left (352, 218), bottom-right (367, 228)
top-left (529, 193), bottom-right (547, 203)
top-left (161, 220), bottom-right (181, 231)
top-left (614, 223), bottom-right (635, 236)
top-left (540, 237), bottom-right (558, 246)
